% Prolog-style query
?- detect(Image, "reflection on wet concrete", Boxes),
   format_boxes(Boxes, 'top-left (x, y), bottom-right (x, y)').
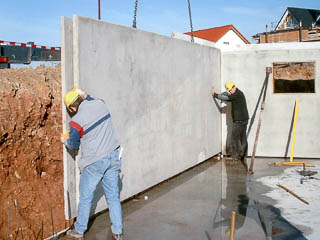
top-left (239, 196), bottom-right (307, 240)
top-left (212, 160), bottom-right (248, 239)
top-left (215, 159), bottom-right (308, 240)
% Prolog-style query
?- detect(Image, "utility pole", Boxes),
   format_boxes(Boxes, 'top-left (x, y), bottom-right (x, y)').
top-left (98, 0), bottom-right (101, 20)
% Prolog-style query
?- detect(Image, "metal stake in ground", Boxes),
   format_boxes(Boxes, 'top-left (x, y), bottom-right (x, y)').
top-left (229, 211), bottom-right (236, 240)
top-left (248, 67), bottom-right (272, 173)
top-left (49, 190), bottom-right (56, 239)
top-left (14, 200), bottom-right (24, 240)
top-left (7, 201), bottom-right (11, 240)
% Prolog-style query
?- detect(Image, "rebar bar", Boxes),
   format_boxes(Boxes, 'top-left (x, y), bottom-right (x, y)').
top-left (14, 200), bottom-right (24, 240)
top-left (6, 201), bottom-right (11, 240)
top-left (49, 191), bottom-right (56, 238)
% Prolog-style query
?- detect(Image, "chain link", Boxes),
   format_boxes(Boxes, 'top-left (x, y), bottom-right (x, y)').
top-left (132, 0), bottom-right (138, 28)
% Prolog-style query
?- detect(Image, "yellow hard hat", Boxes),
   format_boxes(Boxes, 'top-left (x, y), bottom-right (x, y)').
top-left (225, 81), bottom-right (235, 91)
top-left (64, 90), bottom-right (80, 110)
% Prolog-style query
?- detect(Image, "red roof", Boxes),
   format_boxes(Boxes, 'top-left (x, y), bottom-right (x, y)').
top-left (185, 25), bottom-right (250, 44)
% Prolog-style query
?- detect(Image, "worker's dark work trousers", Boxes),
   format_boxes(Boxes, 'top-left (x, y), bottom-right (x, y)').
top-left (231, 120), bottom-right (248, 159)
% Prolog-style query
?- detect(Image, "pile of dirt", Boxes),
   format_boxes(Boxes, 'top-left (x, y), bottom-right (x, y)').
top-left (0, 65), bottom-right (67, 239)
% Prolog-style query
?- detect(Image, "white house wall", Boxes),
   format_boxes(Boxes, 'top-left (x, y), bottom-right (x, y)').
top-left (215, 30), bottom-right (247, 49)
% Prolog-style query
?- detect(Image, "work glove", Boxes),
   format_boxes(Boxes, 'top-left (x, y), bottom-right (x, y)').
top-left (61, 131), bottom-right (69, 144)
top-left (72, 86), bottom-right (87, 99)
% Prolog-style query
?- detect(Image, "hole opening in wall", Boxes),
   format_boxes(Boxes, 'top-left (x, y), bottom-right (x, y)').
top-left (273, 61), bottom-right (315, 93)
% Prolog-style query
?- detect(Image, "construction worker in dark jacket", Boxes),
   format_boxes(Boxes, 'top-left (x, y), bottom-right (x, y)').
top-left (61, 87), bottom-right (123, 240)
top-left (212, 81), bottom-right (249, 161)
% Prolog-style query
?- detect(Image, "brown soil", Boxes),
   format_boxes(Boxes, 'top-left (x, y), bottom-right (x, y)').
top-left (273, 62), bottom-right (315, 80)
top-left (0, 65), bottom-right (68, 239)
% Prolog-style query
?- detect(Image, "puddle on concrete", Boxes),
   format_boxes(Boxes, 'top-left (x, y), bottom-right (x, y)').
top-left (216, 159), bottom-right (309, 240)
top-left (213, 193), bottom-right (307, 239)
top-left (237, 194), bottom-right (307, 240)
top-left (256, 162), bottom-right (320, 239)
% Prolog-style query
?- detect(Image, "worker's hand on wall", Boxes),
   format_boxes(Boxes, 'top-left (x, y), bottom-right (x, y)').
top-left (211, 87), bottom-right (215, 96)
top-left (72, 86), bottom-right (87, 99)
top-left (61, 131), bottom-right (69, 144)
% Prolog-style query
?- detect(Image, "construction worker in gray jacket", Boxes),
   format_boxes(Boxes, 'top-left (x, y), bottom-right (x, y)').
top-left (62, 87), bottom-right (123, 240)
top-left (212, 81), bottom-right (249, 161)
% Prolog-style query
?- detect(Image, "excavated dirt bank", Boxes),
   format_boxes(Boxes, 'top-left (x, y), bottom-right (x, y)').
top-left (0, 65), bottom-right (67, 239)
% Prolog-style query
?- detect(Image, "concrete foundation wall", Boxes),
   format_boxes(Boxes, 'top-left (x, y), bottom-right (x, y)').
top-left (221, 43), bottom-right (320, 158)
top-left (62, 15), bottom-right (221, 218)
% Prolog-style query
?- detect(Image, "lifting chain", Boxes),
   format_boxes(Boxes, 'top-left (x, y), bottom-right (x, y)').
top-left (132, 0), bottom-right (194, 42)
top-left (132, 0), bottom-right (138, 28)
top-left (187, 0), bottom-right (195, 42)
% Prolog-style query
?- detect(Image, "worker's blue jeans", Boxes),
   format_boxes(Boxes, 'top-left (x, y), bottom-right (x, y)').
top-left (74, 150), bottom-right (122, 235)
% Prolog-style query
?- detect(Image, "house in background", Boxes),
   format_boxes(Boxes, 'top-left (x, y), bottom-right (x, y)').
top-left (253, 7), bottom-right (320, 43)
top-left (185, 25), bottom-right (250, 48)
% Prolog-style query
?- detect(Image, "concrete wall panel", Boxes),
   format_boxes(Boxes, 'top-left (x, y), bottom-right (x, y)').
top-left (69, 15), bottom-right (221, 215)
top-left (221, 43), bottom-right (320, 158)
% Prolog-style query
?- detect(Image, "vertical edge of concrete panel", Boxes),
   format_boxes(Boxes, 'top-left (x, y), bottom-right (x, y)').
top-left (72, 14), bottom-right (82, 215)
top-left (61, 16), bottom-right (77, 219)
top-left (73, 15), bottom-right (80, 87)
top-left (74, 15), bottom-right (222, 216)
top-left (218, 52), bottom-right (224, 154)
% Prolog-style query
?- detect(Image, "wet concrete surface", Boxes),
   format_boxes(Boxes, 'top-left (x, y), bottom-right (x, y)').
top-left (60, 157), bottom-right (318, 240)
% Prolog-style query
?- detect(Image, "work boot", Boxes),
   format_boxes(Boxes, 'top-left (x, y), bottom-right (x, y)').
top-left (236, 156), bottom-right (244, 161)
top-left (66, 228), bottom-right (83, 239)
top-left (112, 233), bottom-right (123, 240)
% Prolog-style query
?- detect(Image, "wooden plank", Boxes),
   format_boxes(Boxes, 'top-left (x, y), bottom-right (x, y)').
top-left (277, 184), bottom-right (309, 205)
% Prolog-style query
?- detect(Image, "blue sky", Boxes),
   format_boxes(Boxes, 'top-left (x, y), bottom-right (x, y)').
top-left (1, 0), bottom-right (319, 47)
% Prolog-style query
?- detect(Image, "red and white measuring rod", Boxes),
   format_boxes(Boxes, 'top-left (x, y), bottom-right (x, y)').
top-left (0, 40), bottom-right (61, 51)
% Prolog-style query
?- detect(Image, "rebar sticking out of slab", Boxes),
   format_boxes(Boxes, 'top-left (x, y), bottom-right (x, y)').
top-left (7, 201), bottom-right (11, 240)
top-left (230, 211), bottom-right (236, 240)
top-left (14, 200), bottom-right (24, 240)
top-left (49, 190), bottom-right (56, 239)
